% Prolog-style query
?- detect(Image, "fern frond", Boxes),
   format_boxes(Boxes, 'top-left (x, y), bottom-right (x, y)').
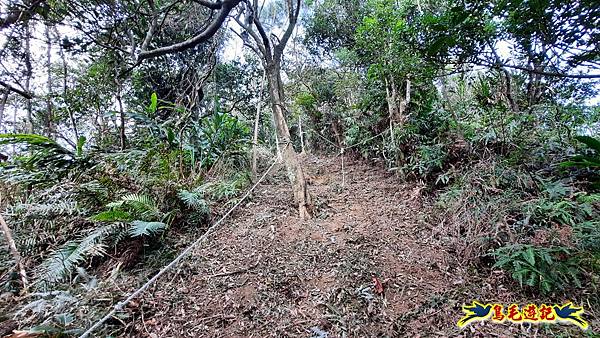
top-left (107, 193), bottom-right (159, 216)
top-left (37, 224), bottom-right (122, 285)
top-left (90, 210), bottom-right (132, 222)
top-left (128, 220), bottom-right (167, 237)
top-left (121, 193), bottom-right (155, 208)
top-left (178, 189), bottom-right (209, 214)
top-left (12, 201), bottom-right (81, 218)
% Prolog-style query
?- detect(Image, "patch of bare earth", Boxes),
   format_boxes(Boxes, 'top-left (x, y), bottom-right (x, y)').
top-left (118, 155), bottom-right (596, 337)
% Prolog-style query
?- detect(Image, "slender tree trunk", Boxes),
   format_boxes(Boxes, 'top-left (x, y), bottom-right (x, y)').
top-left (0, 213), bottom-right (28, 291)
top-left (115, 78), bottom-right (127, 150)
top-left (298, 114), bottom-right (304, 153)
top-left (24, 22), bottom-right (33, 133)
top-left (251, 73), bottom-right (265, 179)
top-left (266, 62), bottom-right (312, 219)
top-left (0, 89), bottom-right (8, 131)
top-left (53, 27), bottom-right (79, 141)
top-left (45, 24), bottom-right (54, 137)
top-left (274, 131), bottom-right (281, 160)
top-left (251, 102), bottom-right (262, 179)
top-left (239, 0), bottom-right (310, 218)
top-left (385, 75), bottom-right (411, 172)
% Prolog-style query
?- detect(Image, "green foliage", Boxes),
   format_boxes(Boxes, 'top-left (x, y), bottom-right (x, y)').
top-left (178, 189), bottom-right (210, 216)
top-left (562, 136), bottom-right (600, 169)
top-left (0, 134), bottom-right (90, 182)
top-left (493, 244), bottom-right (582, 293)
top-left (149, 92), bottom-right (158, 114)
top-left (403, 143), bottom-right (449, 180)
top-left (194, 112), bottom-right (251, 168)
top-left (90, 210), bottom-right (132, 222)
top-left (104, 193), bottom-right (161, 221)
top-left (201, 171), bottom-right (251, 201)
top-left (38, 224), bottom-right (124, 285)
top-left (128, 221), bottom-right (167, 237)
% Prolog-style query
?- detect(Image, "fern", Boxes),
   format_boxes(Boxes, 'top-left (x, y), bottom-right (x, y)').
top-left (12, 201), bottom-right (81, 218)
top-left (129, 220), bottom-right (167, 237)
top-left (90, 210), bottom-right (132, 222)
top-left (178, 189), bottom-right (210, 215)
top-left (0, 133), bottom-right (90, 181)
top-left (106, 193), bottom-right (160, 218)
top-left (38, 224), bottom-right (123, 285)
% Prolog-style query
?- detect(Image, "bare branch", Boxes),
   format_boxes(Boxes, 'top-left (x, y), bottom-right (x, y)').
top-left (252, 10), bottom-right (272, 58)
top-left (140, 0), bottom-right (159, 52)
top-left (476, 59), bottom-right (600, 79)
top-left (0, 0), bottom-right (47, 31)
top-left (137, 0), bottom-right (241, 62)
top-left (0, 80), bottom-right (33, 99)
top-left (0, 212), bottom-right (28, 291)
top-left (230, 27), bottom-right (262, 57)
top-left (191, 0), bottom-right (224, 9)
top-left (233, 15), bottom-right (266, 56)
top-left (274, 0), bottom-right (299, 59)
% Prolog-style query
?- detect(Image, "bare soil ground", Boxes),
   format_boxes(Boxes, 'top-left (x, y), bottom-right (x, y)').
top-left (117, 155), bottom-right (596, 337)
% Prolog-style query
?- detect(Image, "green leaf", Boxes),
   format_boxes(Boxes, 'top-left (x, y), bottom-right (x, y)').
top-left (575, 135), bottom-right (600, 153)
top-left (166, 128), bottom-right (175, 145)
top-left (129, 220), bottom-right (167, 237)
top-left (523, 246), bottom-right (535, 266)
top-left (149, 92), bottom-right (158, 113)
top-left (91, 210), bottom-right (132, 222)
top-left (76, 136), bottom-right (86, 157)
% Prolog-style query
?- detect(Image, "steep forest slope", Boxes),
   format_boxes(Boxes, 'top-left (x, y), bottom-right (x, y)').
top-left (115, 155), bottom-right (595, 337)
top-left (1, 0), bottom-right (599, 337)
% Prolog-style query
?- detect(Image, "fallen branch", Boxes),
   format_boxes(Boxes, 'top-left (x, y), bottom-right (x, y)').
top-left (205, 260), bottom-right (260, 279)
top-left (0, 212), bottom-right (28, 291)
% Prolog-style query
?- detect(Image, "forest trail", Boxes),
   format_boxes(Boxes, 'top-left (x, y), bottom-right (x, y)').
top-left (128, 155), bottom-right (464, 337)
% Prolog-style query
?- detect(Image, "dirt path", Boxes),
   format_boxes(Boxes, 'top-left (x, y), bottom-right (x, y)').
top-left (122, 154), bottom-right (474, 337)
top-left (121, 155), bottom-right (597, 337)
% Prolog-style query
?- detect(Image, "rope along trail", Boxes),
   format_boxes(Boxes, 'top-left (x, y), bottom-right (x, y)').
top-left (78, 159), bottom-right (278, 338)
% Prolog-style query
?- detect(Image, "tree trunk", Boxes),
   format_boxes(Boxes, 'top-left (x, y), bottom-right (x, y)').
top-left (385, 75), bottom-right (411, 172)
top-left (24, 22), bottom-right (33, 133)
top-left (0, 213), bottom-right (28, 291)
top-left (251, 74), bottom-right (265, 180)
top-left (45, 24), bottom-right (54, 137)
top-left (0, 89), bottom-right (8, 131)
top-left (115, 78), bottom-right (127, 150)
top-left (251, 102), bottom-right (261, 179)
top-left (266, 62), bottom-right (312, 219)
top-left (298, 114), bottom-right (305, 153)
top-left (54, 27), bottom-right (79, 141)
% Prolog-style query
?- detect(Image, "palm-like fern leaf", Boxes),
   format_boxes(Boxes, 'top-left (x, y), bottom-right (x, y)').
top-left (128, 220), bottom-right (167, 237)
top-left (107, 193), bottom-right (159, 216)
top-left (38, 224), bottom-right (123, 285)
top-left (90, 210), bottom-right (132, 222)
top-left (178, 189), bottom-right (209, 214)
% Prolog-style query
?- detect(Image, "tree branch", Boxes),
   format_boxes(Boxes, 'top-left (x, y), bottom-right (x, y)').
top-left (191, 0), bottom-right (224, 9)
top-left (0, 80), bottom-right (33, 99)
top-left (0, 212), bottom-right (28, 291)
top-left (274, 0), bottom-right (299, 59)
top-left (139, 0), bottom-right (159, 52)
top-left (477, 59), bottom-right (600, 79)
top-left (233, 15), bottom-right (266, 56)
top-left (0, 0), bottom-right (47, 31)
top-left (230, 27), bottom-right (262, 57)
top-left (137, 0), bottom-right (241, 62)
top-left (249, 0), bottom-right (272, 59)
